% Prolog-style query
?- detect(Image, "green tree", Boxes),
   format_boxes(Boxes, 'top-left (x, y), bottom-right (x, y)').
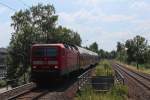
top-left (110, 50), bottom-right (117, 59)
top-left (144, 46), bottom-right (150, 64)
top-left (55, 26), bottom-right (81, 46)
top-left (89, 42), bottom-right (99, 53)
top-left (7, 4), bottom-right (82, 83)
top-left (98, 49), bottom-right (105, 58)
top-left (125, 36), bottom-right (148, 67)
top-left (116, 42), bottom-right (127, 62)
top-left (8, 4), bottom-right (58, 82)
top-left (117, 42), bottom-right (124, 52)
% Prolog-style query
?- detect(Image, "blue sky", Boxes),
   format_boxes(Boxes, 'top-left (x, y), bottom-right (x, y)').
top-left (0, 0), bottom-right (150, 51)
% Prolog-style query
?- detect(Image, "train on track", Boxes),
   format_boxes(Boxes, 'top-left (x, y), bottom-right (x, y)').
top-left (31, 43), bottom-right (99, 81)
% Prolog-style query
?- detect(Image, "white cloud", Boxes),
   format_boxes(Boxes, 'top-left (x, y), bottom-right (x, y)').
top-left (76, 0), bottom-right (128, 7)
top-left (77, 0), bottom-right (101, 6)
top-left (102, 15), bottom-right (135, 22)
top-left (58, 8), bottom-right (136, 51)
top-left (59, 8), bottom-right (135, 26)
top-left (82, 31), bottom-right (132, 51)
top-left (1, 0), bottom-right (150, 51)
top-left (131, 19), bottom-right (150, 32)
top-left (130, 1), bottom-right (150, 11)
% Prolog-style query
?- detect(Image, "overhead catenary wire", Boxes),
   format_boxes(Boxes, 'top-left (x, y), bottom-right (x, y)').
top-left (0, 1), bottom-right (16, 11)
top-left (16, 0), bottom-right (30, 8)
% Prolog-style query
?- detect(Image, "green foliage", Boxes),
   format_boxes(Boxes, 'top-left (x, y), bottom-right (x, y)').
top-left (75, 60), bottom-right (128, 100)
top-left (110, 84), bottom-right (128, 98)
top-left (55, 26), bottom-right (82, 46)
top-left (116, 42), bottom-right (127, 62)
top-left (76, 60), bottom-right (128, 100)
top-left (116, 35), bottom-right (150, 67)
top-left (89, 42), bottom-right (99, 53)
top-left (125, 35), bottom-right (148, 64)
top-left (117, 42), bottom-right (124, 52)
top-left (95, 60), bottom-right (113, 76)
top-left (87, 42), bottom-right (116, 59)
top-left (98, 49), bottom-right (117, 59)
top-left (7, 3), bottom-right (82, 82)
top-left (0, 80), bottom-right (7, 87)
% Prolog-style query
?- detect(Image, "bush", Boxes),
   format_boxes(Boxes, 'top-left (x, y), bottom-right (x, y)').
top-left (0, 80), bottom-right (7, 87)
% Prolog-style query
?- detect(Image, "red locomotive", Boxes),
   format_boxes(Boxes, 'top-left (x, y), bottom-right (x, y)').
top-left (31, 43), bottom-right (99, 81)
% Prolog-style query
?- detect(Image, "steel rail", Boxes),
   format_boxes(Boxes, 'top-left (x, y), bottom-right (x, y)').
top-left (116, 63), bottom-right (150, 81)
top-left (11, 67), bottom-right (95, 100)
top-left (0, 82), bottom-right (36, 100)
top-left (114, 63), bottom-right (150, 90)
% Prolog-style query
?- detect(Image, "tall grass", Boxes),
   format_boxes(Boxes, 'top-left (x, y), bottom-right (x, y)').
top-left (95, 60), bottom-right (113, 76)
top-left (75, 84), bottom-right (127, 100)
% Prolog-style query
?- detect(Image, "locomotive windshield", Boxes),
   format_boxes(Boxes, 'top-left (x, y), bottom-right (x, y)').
top-left (32, 47), bottom-right (58, 57)
top-left (32, 48), bottom-right (45, 57)
top-left (47, 47), bottom-right (58, 57)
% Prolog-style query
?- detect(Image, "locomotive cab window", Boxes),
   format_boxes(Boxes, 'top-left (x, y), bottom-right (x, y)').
top-left (32, 48), bottom-right (45, 57)
top-left (47, 47), bottom-right (58, 57)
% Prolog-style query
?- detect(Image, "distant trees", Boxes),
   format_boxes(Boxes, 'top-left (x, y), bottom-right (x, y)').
top-left (116, 35), bottom-right (150, 68)
top-left (95, 35), bottom-right (150, 68)
top-left (89, 42), bottom-right (99, 53)
top-left (126, 36), bottom-right (148, 64)
top-left (55, 26), bottom-right (81, 46)
top-left (116, 42), bottom-right (127, 62)
top-left (7, 4), bottom-right (81, 82)
top-left (87, 42), bottom-right (117, 59)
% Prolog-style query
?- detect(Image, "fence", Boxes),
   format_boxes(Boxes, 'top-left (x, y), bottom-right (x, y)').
top-left (114, 70), bottom-right (124, 84)
top-left (77, 69), bottom-right (114, 91)
top-left (0, 65), bottom-right (7, 80)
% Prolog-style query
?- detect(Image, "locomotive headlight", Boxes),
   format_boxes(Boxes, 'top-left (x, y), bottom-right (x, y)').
top-left (54, 66), bottom-right (58, 69)
top-left (33, 66), bottom-right (37, 68)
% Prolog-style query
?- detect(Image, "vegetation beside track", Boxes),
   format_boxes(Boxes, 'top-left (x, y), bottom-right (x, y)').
top-left (116, 61), bottom-right (150, 74)
top-left (75, 60), bottom-right (128, 100)
top-left (95, 60), bottom-right (113, 76)
top-left (75, 84), bottom-right (127, 100)
top-left (0, 80), bottom-right (7, 88)
top-left (116, 36), bottom-right (150, 74)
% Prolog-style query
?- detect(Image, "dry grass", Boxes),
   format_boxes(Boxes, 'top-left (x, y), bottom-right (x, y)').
top-left (116, 61), bottom-right (150, 74)
top-left (95, 60), bottom-right (113, 76)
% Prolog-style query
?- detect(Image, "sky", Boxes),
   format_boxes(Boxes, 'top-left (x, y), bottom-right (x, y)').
top-left (0, 0), bottom-right (150, 51)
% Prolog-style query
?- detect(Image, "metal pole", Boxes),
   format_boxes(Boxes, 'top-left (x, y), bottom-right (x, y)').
top-left (136, 39), bottom-right (139, 70)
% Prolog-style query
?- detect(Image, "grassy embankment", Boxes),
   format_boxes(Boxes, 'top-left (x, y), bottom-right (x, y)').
top-left (116, 61), bottom-right (150, 74)
top-left (75, 60), bottom-right (128, 100)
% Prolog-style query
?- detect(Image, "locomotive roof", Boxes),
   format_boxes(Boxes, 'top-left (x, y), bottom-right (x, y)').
top-left (32, 43), bottom-right (65, 47)
top-left (76, 46), bottom-right (98, 56)
top-left (32, 43), bottom-right (98, 56)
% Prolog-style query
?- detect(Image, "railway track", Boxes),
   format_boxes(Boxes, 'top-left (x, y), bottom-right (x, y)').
top-left (115, 64), bottom-right (150, 90)
top-left (0, 82), bottom-right (36, 100)
top-left (113, 63), bottom-right (150, 100)
top-left (0, 67), bottom-right (94, 100)
top-left (13, 79), bottom-right (78, 100)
